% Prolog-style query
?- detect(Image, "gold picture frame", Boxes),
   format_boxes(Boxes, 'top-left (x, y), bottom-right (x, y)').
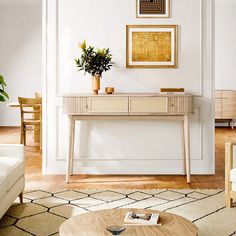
top-left (126, 25), bottom-right (178, 68)
top-left (136, 0), bottom-right (170, 18)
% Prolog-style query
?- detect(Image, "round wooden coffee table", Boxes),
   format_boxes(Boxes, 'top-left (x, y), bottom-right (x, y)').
top-left (59, 208), bottom-right (198, 236)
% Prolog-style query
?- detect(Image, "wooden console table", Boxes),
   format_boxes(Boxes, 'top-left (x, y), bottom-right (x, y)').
top-left (63, 93), bottom-right (194, 183)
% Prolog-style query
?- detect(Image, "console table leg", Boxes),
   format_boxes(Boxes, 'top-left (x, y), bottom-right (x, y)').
top-left (181, 120), bottom-right (186, 175)
top-left (184, 115), bottom-right (191, 183)
top-left (66, 116), bottom-right (75, 183)
top-left (70, 117), bottom-right (75, 176)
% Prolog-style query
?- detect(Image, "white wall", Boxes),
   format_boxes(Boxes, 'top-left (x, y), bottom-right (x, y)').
top-left (0, 0), bottom-right (42, 126)
top-left (215, 0), bottom-right (236, 90)
top-left (43, 0), bottom-right (214, 175)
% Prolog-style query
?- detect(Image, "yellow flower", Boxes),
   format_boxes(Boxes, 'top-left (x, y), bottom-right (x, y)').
top-left (79, 40), bottom-right (86, 50)
top-left (97, 48), bottom-right (106, 56)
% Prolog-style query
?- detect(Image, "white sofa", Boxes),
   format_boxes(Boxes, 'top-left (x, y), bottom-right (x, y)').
top-left (0, 144), bottom-right (25, 219)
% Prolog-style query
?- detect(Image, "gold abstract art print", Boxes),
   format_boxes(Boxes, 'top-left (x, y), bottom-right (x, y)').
top-left (126, 25), bottom-right (178, 68)
top-left (132, 32), bottom-right (171, 62)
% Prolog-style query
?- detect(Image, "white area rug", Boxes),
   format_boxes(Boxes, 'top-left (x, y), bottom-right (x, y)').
top-left (0, 189), bottom-right (235, 236)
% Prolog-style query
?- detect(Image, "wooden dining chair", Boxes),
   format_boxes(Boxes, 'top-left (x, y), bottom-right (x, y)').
top-left (18, 97), bottom-right (42, 148)
top-left (225, 143), bottom-right (236, 207)
top-left (34, 92), bottom-right (42, 149)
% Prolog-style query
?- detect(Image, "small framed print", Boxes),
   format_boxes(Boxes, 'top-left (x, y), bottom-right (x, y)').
top-left (126, 25), bottom-right (178, 68)
top-left (136, 0), bottom-right (170, 18)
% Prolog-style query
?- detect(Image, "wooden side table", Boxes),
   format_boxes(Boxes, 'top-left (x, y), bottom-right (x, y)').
top-left (59, 208), bottom-right (198, 236)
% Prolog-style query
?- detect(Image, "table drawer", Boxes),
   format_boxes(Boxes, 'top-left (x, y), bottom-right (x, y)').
top-left (129, 97), bottom-right (168, 113)
top-left (222, 90), bottom-right (236, 98)
top-left (88, 97), bottom-right (128, 113)
top-left (215, 90), bottom-right (222, 98)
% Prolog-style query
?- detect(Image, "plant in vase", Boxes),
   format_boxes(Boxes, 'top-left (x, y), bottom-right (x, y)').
top-left (75, 40), bottom-right (113, 95)
top-left (0, 75), bottom-right (9, 102)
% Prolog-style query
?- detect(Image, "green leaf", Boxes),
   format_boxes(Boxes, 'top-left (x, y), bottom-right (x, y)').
top-left (0, 75), bottom-right (3, 82)
top-left (0, 94), bottom-right (6, 102)
top-left (0, 75), bottom-right (9, 102)
top-left (0, 89), bottom-right (9, 99)
top-left (0, 75), bottom-right (6, 86)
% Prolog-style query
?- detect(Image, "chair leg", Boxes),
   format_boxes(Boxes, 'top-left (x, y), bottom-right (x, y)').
top-left (225, 143), bottom-right (233, 207)
top-left (23, 127), bottom-right (26, 146)
top-left (226, 195), bottom-right (233, 208)
top-left (19, 192), bottom-right (23, 204)
top-left (20, 126), bottom-right (24, 144)
top-left (40, 123), bottom-right (42, 151)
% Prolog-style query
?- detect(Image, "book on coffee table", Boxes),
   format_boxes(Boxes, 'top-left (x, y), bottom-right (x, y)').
top-left (124, 212), bottom-right (161, 226)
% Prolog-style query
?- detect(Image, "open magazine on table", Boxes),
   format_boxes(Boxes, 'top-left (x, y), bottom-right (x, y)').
top-left (124, 212), bottom-right (161, 226)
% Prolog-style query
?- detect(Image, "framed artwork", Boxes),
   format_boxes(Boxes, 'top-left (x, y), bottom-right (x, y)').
top-left (136, 0), bottom-right (170, 18)
top-left (126, 25), bottom-right (178, 68)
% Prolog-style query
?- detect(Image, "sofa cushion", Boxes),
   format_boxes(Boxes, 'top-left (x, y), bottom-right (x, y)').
top-left (0, 157), bottom-right (24, 192)
top-left (230, 168), bottom-right (236, 183)
top-left (0, 175), bottom-right (7, 200)
top-left (232, 183), bottom-right (236, 192)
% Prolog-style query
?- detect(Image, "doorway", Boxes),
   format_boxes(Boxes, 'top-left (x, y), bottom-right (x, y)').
top-left (215, 0), bottom-right (236, 183)
top-left (0, 0), bottom-right (43, 182)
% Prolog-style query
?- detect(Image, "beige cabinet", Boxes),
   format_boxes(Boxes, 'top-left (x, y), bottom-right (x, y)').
top-left (222, 91), bottom-right (236, 119)
top-left (215, 90), bottom-right (236, 127)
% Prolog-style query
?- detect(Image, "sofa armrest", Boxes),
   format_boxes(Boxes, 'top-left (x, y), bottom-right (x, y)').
top-left (0, 144), bottom-right (24, 160)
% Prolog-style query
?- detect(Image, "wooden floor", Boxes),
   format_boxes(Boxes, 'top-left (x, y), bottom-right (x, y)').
top-left (0, 126), bottom-right (235, 190)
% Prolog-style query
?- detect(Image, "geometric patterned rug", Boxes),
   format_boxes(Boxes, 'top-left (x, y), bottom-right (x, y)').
top-left (0, 189), bottom-right (235, 236)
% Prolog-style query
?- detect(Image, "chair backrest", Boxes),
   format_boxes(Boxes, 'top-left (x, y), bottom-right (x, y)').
top-left (34, 93), bottom-right (42, 122)
top-left (18, 97), bottom-right (42, 123)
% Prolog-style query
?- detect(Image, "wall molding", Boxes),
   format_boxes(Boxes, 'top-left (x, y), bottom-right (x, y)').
top-left (198, 0), bottom-right (203, 97)
top-left (0, 0), bottom-right (41, 3)
top-left (44, 160), bottom-right (214, 175)
top-left (216, 0), bottom-right (236, 3)
top-left (55, 105), bottom-right (203, 162)
top-left (55, 0), bottom-right (60, 97)
top-left (54, 0), bottom-right (204, 97)
top-left (42, 0), bottom-right (48, 174)
top-left (42, 0), bottom-right (214, 175)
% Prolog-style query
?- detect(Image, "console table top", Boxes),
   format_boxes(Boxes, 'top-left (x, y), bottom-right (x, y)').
top-left (63, 93), bottom-right (193, 97)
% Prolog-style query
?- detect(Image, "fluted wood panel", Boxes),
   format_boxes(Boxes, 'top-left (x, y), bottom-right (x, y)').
top-left (168, 97), bottom-right (179, 114)
top-left (63, 97), bottom-right (87, 115)
top-left (181, 96), bottom-right (194, 114)
top-left (168, 96), bottom-right (194, 114)
top-left (63, 94), bottom-right (194, 115)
